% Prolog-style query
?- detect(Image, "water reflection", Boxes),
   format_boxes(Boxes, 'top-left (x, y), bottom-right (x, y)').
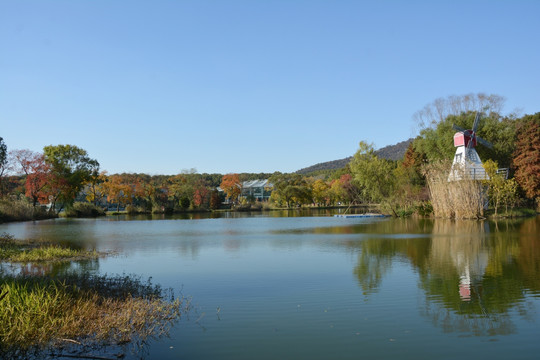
top-left (1, 212), bottom-right (538, 345)
top-left (1, 258), bottom-right (100, 277)
top-left (117, 206), bottom-right (377, 221)
top-left (352, 216), bottom-right (540, 336)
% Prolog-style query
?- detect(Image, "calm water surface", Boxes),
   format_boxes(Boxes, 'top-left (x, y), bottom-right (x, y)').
top-left (1, 212), bottom-right (539, 359)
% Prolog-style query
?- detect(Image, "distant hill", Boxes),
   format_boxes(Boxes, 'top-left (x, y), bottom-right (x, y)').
top-left (296, 138), bottom-right (413, 175)
top-left (376, 138), bottom-right (414, 161)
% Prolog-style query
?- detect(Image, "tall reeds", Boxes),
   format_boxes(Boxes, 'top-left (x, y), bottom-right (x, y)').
top-left (0, 196), bottom-right (50, 222)
top-left (423, 161), bottom-right (486, 219)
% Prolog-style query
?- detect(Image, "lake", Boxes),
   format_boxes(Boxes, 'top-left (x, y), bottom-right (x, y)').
top-left (1, 212), bottom-right (539, 359)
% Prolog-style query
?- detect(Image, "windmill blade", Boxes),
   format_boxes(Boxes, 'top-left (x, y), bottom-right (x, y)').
top-left (476, 136), bottom-right (493, 149)
top-left (453, 124), bottom-right (466, 132)
top-left (472, 112), bottom-right (481, 133)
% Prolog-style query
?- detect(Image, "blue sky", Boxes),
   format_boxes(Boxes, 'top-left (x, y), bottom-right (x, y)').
top-left (1, 0), bottom-right (539, 175)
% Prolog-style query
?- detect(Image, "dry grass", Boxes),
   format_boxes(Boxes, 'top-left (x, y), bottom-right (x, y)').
top-left (423, 161), bottom-right (487, 219)
top-left (0, 273), bottom-right (187, 358)
top-left (0, 233), bottom-right (188, 358)
top-left (0, 197), bottom-right (51, 222)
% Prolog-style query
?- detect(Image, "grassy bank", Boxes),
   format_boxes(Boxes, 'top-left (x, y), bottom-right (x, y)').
top-left (0, 197), bottom-right (55, 223)
top-left (485, 207), bottom-right (538, 219)
top-left (0, 233), bottom-right (100, 262)
top-left (0, 273), bottom-right (186, 359)
top-left (0, 233), bottom-right (187, 359)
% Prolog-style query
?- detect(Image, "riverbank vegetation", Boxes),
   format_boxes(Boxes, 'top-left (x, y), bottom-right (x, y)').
top-left (0, 272), bottom-right (185, 359)
top-left (0, 93), bottom-right (538, 220)
top-left (0, 232), bottom-right (187, 359)
top-left (0, 232), bottom-right (100, 263)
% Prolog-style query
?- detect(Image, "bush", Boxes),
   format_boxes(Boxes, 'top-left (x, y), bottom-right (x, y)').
top-left (125, 204), bottom-right (147, 214)
top-left (416, 201), bottom-right (433, 217)
top-left (0, 197), bottom-right (51, 222)
top-left (64, 202), bottom-right (105, 218)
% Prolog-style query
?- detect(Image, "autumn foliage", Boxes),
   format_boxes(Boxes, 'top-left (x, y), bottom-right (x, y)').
top-left (512, 114), bottom-right (540, 201)
top-left (220, 174), bottom-right (241, 203)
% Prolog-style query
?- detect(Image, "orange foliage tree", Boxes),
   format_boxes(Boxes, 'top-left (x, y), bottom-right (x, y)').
top-left (220, 174), bottom-right (241, 203)
top-left (102, 175), bottom-right (133, 211)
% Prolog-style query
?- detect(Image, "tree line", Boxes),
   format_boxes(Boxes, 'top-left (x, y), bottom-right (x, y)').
top-left (1, 93), bottom-right (538, 220)
top-left (0, 144), bottom-right (277, 218)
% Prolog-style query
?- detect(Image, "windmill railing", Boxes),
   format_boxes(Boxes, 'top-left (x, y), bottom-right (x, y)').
top-left (496, 168), bottom-right (509, 180)
top-left (448, 166), bottom-right (489, 181)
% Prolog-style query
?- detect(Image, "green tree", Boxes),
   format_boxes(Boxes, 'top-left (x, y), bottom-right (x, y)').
top-left (413, 94), bottom-right (518, 167)
top-left (0, 137), bottom-right (8, 196)
top-left (43, 145), bottom-right (100, 212)
top-left (269, 173), bottom-right (312, 208)
top-left (413, 111), bottom-right (517, 167)
top-left (327, 179), bottom-right (346, 205)
top-left (349, 141), bottom-right (396, 204)
top-left (483, 160), bottom-right (518, 216)
top-left (311, 179), bottom-right (330, 206)
top-left (168, 174), bottom-right (193, 210)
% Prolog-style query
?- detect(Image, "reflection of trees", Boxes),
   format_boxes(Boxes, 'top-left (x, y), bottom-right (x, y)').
top-left (351, 217), bottom-right (540, 336)
top-left (354, 243), bottom-right (393, 295)
top-left (2, 258), bottom-right (100, 277)
top-left (516, 216), bottom-right (540, 293)
top-left (419, 220), bottom-right (528, 336)
top-left (352, 236), bottom-right (431, 295)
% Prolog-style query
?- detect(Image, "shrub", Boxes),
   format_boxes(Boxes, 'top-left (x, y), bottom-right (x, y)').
top-left (416, 201), bottom-right (433, 217)
top-left (125, 204), bottom-right (138, 214)
top-left (64, 202), bottom-right (105, 218)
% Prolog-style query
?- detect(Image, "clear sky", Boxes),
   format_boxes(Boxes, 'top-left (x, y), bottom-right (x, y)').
top-left (1, 0), bottom-right (539, 175)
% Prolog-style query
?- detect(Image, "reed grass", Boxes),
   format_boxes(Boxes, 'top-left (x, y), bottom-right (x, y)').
top-left (423, 161), bottom-right (486, 219)
top-left (0, 197), bottom-right (51, 222)
top-left (63, 202), bottom-right (106, 218)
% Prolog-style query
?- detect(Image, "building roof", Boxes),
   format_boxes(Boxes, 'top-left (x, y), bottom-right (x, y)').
top-left (242, 179), bottom-right (271, 188)
top-left (217, 179), bottom-right (273, 192)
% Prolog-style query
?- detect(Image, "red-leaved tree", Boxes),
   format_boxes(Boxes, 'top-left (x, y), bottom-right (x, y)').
top-left (512, 114), bottom-right (540, 202)
top-left (11, 149), bottom-right (51, 206)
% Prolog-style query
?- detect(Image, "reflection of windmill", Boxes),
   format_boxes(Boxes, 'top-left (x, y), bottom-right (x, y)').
top-left (448, 112), bottom-right (493, 181)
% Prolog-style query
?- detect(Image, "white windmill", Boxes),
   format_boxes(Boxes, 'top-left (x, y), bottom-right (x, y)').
top-left (448, 112), bottom-right (493, 181)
